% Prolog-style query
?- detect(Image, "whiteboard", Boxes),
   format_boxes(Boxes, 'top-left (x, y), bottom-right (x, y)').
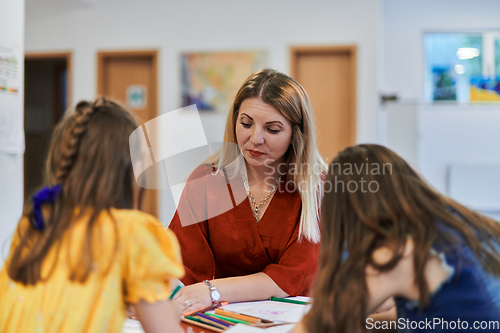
top-left (0, 1), bottom-right (25, 153)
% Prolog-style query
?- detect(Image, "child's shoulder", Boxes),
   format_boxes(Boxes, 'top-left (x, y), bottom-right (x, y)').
top-left (107, 208), bottom-right (175, 246)
top-left (108, 208), bottom-right (162, 228)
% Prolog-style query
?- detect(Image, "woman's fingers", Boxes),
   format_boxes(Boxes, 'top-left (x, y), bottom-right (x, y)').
top-left (180, 298), bottom-right (203, 314)
top-left (173, 282), bottom-right (213, 314)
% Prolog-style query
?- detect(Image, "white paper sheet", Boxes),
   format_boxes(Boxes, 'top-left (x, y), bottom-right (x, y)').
top-left (122, 319), bottom-right (144, 333)
top-left (0, 113), bottom-right (25, 153)
top-left (225, 323), bottom-right (296, 332)
top-left (0, 38), bottom-right (24, 154)
top-left (221, 299), bottom-right (311, 323)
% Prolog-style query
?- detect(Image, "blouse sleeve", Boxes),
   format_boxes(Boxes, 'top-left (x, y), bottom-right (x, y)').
top-left (263, 218), bottom-right (320, 297)
top-left (168, 165), bottom-right (216, 285)
top-left (122, 214), bottom-right (185, 304)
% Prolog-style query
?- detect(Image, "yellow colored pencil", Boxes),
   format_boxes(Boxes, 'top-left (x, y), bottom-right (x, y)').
top-left (214, 309), bottom-right (262, 324)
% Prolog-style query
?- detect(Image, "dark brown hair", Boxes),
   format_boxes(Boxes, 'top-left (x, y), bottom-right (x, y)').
top-left (8, 98), bottom-right (140, 285)
top-left (304, 144), bottom-right (500, 333)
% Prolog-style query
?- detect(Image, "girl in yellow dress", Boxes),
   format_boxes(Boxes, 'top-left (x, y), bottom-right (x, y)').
top-left (0, 99), bottom-right (185, 333)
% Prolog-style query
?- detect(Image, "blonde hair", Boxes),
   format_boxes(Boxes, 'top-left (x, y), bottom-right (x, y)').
top-left (209, 69), bottom-right (327, 242)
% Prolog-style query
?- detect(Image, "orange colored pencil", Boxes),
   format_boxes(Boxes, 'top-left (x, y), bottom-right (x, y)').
top-left (214, 309), bottom-right (262, 324)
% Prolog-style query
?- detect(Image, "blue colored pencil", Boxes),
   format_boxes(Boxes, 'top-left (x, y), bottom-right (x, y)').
top-left (196, 313), bottom-right (232, 327)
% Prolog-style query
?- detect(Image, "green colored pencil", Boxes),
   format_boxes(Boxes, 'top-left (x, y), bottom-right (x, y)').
top-left (185, 315), bottom-right (221, 329)
top-left (169, 285), bottom-right (181, 300)
top-left (270, 297), bottom-right (309, 305)
top-left (205, 312), bottom-right (249, 324)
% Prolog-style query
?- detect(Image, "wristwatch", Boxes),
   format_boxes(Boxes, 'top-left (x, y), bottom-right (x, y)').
top-left (203, 280), bottom-right (221, 305)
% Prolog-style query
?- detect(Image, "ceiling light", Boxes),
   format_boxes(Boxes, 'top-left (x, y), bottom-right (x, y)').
top-left (456, 48), bottom-right (480, 60)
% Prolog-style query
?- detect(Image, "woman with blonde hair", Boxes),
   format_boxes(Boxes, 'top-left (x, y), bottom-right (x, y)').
top-left (169, 68), bottom-right (327, 312)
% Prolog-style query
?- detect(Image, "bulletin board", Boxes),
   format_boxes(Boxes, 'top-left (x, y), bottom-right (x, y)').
top-left (0, 37), bottom-right (24, 153)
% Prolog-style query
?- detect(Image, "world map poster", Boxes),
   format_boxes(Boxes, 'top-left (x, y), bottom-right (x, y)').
top-left (181, 50), bottom-right (267, 114)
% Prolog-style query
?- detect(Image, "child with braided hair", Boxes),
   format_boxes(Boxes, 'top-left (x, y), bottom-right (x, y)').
top-left (0, 98), bottom-right (185, 333)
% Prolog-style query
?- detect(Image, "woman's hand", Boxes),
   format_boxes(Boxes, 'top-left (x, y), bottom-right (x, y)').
top-left (173, 282), bottom-right (212, 314)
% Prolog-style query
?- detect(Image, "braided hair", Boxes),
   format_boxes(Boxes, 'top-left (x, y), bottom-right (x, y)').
top-left (54, 101), bottom-right (96, 183)
top-left (9, 98), bottom-right (140, 285)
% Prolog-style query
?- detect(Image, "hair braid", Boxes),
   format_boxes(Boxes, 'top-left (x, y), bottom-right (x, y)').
top-left (54, 100), bottom-right (100, 183)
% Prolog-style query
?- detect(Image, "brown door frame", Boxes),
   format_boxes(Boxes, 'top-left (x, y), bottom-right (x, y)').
top-left (96, 49), bottom-right (159, 217)
top-left (25, 51), bottom-right (73, 107)
top-left (96, 49), bottom-right (158, 107)
top-left (290, 45), bottom-right (357, 146)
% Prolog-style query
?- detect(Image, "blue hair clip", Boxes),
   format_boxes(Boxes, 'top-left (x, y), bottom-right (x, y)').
top-left (30, 184), bottom-right (62, 231)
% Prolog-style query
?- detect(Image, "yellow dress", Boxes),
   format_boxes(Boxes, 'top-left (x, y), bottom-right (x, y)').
top-left (0, 209), bottom-right (184, 333)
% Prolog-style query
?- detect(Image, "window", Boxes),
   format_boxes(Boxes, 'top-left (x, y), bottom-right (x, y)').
top-left (495, 38), bottom-right (500, 76)
top-left (424, 32), bottom-right (500, 103)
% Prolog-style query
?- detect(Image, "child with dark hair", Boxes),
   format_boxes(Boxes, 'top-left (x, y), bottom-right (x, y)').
top-left (0, 98), bottom-right (184, 333)
top-left (294, 144), bottom-right (500, 333)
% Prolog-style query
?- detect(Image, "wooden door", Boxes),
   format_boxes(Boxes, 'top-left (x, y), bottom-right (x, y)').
top-left (24, 52), bottom-right (72, 199)
top-left (291, 46), bottom-right (357, 162)
top-left (97, 50), bottom-right (158, 217)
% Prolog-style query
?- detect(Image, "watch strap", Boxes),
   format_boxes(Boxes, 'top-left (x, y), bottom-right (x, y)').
top-left (203, 280), bottom-right (220, 304)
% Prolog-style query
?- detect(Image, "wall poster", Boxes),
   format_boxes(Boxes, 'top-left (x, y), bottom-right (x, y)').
top-left (181, 50), bottom-right (267, 114)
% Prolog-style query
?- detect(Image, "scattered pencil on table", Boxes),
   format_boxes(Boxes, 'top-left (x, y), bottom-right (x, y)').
top-left (197, 313), bottom-right (232, 328)
top-left (214, 308), bottom-right (275, 324)
top-left (205, 312), bottom-right (249, 324)
top-left (270, 296), bottom-right (310, 305)
top-left (193, 315), bottom-right (227, 330)
top-left (182, 316), bottom-right (225, 332)
top-left (182, 305), bottom-right (296, 331)
top-left (169, 285), bottom-right (181, 300)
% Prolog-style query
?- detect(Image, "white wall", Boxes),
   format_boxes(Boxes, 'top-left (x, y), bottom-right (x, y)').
top-left (0, 1), bottom-right (25, 260)
top-left (381, 0), bottom-right (500, 207)
top-left (25, 0), bottom-right (382, 224)
top-left (418, 104), bottom-right (500, 191)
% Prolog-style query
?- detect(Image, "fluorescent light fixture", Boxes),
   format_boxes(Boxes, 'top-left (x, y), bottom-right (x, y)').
top-left (455, 64), bottom-right (466, 74)
top-left (456, 48), bottom-right (480, 60)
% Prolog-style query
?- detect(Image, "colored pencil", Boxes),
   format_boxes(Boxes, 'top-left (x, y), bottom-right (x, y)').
top-left (169, 285), bottom-right (181, 300)
top-left (270, 297), bottom-right (309, 305)
top-left (182, 317), bottom-right (225, 332)
top-left (196, 313), bottom-right (232, 328)
top-left (214, 309), bottom-right (265, 324)
top-left (205, 312), bottom-right (249, 325)
top-left (192, 315), bottom-right (228, 330)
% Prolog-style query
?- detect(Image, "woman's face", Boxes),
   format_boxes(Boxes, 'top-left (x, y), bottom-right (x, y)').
top-left (235, 97), bottom-right (293, 172)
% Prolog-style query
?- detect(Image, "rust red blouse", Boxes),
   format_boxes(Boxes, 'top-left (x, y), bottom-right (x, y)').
top-left (168, 165), bottom-right (319, 296)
